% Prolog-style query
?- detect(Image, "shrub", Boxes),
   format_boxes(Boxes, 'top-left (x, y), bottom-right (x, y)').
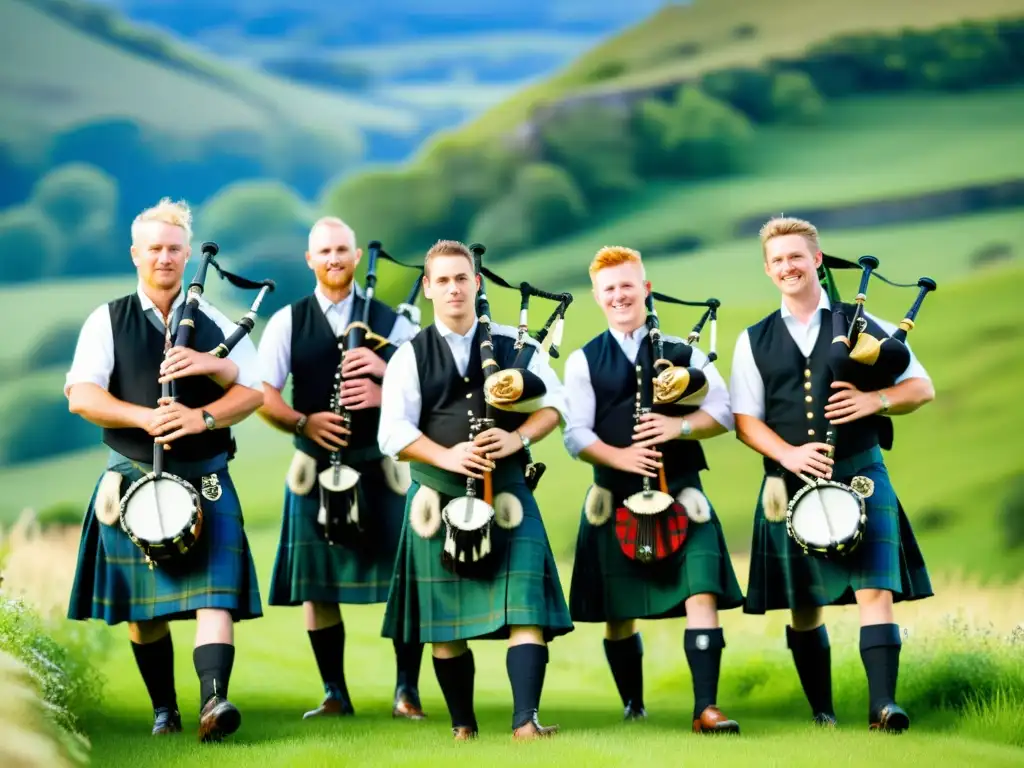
top-left (998, 473), bottom-right (1024, 549)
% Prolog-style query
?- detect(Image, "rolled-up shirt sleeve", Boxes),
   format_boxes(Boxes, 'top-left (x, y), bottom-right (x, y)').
top-left (561, 349), bottom-right (599, 458)
top-left (377, 340), bottom-right (423, 459)
top-left (526, 345), bottom-right (569, 427)
top-left (64, 304), bottom-right (115, 397)
top-left (688, 346), bottom-right (734, 432)
top-left (257, 306), bottom-right (292, 391)
top-left (389, 315), bottom-right (420, 346)
top-left (729, 330), bottom-right (766, 421)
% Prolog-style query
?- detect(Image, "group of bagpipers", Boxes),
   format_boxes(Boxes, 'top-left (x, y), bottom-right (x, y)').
top-left (62, 198), bottom-right (937, 745)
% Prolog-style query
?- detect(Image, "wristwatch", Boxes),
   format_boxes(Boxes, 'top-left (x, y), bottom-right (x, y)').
top-left (679, 418), bottom-right (693, 437)
top-left (878, 392), bottom-right (891, 414)
top-left (294, 414), bottom-right (308, 435)
top-left (201, 410), bottom-right (216, 430)
top-left (517, 430), bottom-right (531, 450)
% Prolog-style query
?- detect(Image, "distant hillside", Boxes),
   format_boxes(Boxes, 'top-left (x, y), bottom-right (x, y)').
top-left (454, 0), bottom-right (1024, 143)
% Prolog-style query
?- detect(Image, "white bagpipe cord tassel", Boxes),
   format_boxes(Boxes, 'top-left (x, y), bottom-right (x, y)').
top-left (552, 314), bottom-right (565, 347)
top-left (709, 315), bottom-right (717, 360)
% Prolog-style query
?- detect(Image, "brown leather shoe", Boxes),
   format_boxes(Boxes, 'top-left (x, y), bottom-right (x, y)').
top-left (869, 703), bottom-right (910, 733)
top-left (392, 687), bottom-right (426, 720)
top-left (302, 696), bottom-right (355, 719)
top-left (513, 715), bottom-right (559, 740)
top-left (692, 705), bottom-right (740, 734)
top-left (198, 696), bottom-right (241, 743)
top-left (453, 725), bottom-right (478, 741)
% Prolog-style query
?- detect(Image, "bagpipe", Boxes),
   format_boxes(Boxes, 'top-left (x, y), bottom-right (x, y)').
top-left (775, 253), bottom-right (937, 558)
top-left (315, 240), bottom-right (423, 549)
top-left (436, 242), bottom-right (575, 578)
top-left (611, 289), bottom-right (718, 565)
top-left (117, 242), bottom-right (276, 568)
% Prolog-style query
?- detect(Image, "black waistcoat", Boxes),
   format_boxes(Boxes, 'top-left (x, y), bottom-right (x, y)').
top-left (289, 292), bottom-right (399, 462)
top-left (410, 322), bottom-right (530, 473)
top-left (747, 302), bottom-right (894, 479)
top-left (103, 294), bottom-right (234, 463)
top-left (582, 330), bottom-right (708, 498)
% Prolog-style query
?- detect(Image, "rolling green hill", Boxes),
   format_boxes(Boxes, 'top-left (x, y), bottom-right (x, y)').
top-left (1, 0), bottom-right (417, 155)
top-left (449, 0), bottom-right (1024, 146)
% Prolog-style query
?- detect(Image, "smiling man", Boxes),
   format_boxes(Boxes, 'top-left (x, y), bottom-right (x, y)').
top-left (256, 216), bottom-right (427, 722)
top-left (729, 216), bottom-right (935, 733)
top-left (64, 197), bottom-right (265, 743)
top-left (560, 245), bottom-right (744, 734)
top-left (377, 239), bottom-right (574, 742)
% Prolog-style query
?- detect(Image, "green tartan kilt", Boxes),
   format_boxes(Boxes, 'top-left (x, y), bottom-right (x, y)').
top-left (268, 457), bottom-right (406, 606)
top-left (568, 473), bottom-right (745, 623)
top-left (744, 445), bottom-right (934, 614)
top-left (67, 453), bottom-right (263, 626)
top-left (381, 479), bottom-right (575, 644)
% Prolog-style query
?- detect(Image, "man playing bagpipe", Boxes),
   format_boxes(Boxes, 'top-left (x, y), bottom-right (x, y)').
top-left (256, 217), bottom-right (428, 720)
top-left (730, 216), bottom-right (936, 732)
top-left (64, 198), bottom-right (267, 742)
top-left (562, 246), bottom-right (744, 734)
top-left (377, 239), bottom-right (574, 741)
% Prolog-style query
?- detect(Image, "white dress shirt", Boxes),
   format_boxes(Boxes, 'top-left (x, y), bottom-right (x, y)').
top-left (64, 282), bottom-right (263, 397)
top-left (377, 318), bottom-right (569, 460)
top-left (257, 283), bottom-right (420, 391)
top-left (561, 325), bottom-right (734, 458)
top-left (729, 289), bottom-right (931, 420)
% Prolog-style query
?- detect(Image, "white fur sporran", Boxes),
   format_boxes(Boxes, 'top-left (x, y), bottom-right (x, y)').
top-left (409, 485), bottom-right (441, 538)
top-left (493, 491), bottom-right (523, 530)
top-left (119, 471), bottom-right (203, 566)
top-left (441, 494), bottom-right (495, 574)
top-left (286, 450), bottom-right (317, 496)
top-left (762, 475), bottom-right (789, 523)
top-left (583, 484), bottom-right (613, 526)
top-left (317, 463), bottom-right (361, 534)
top-left (676, 487), bottom-right (711, 524)
top-left (786, 478), bottom-right (867, 557)
top-left (382, 456), bottom-right (412, 495)
top-left (95, 470), bottom-right (123, 526)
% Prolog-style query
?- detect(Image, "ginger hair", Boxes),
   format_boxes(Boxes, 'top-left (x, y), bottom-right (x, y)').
top-left (131, 197), bottom-right (193, 243)
top-left (588, 245), bottom-right (645, 282)
top-left (758, 216), bottom-right (820, 259)
top-left (424, 239), bottom-right (474, 276)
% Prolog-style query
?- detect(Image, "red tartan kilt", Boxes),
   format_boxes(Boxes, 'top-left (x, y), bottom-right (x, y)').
top-left (614, 501), bottom-right (689, 563)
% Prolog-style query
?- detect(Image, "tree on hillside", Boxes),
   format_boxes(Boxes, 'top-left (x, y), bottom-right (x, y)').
top-left (635, 85), bottom-right (754, 178)
top-left (0, 206), bottom-right (62, 283)
top-left (30, 163), bottom-right (119, 276)
top-left (770, 70), bottom-right (825, 125)
top-left (197, 180), bottom-right (314, 256)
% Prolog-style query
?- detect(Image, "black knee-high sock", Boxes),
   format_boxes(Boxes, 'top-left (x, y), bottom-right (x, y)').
top-left (860, 623), bottom-right (902, 718)
top-left (393, 639), bottom-right (424, 692)
top-left (308, 622), bottom-right (350, 700)
top-left (684, 628), bottom-right (725, 721)
top-left (786, 625), bottom-right (835, 717)
top-left (603, 633), bottom-right (644, 710)
top-left (193, 643), bottom-right (235, 707)
top-left (432, 651), bottom-right (476, 729)
top-left (507, 643), bottom-right (548, 730)
top-left (131, 631), bottom-right (177, 711)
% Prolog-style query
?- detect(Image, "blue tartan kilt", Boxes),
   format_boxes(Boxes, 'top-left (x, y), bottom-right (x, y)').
top-left (67, 451), bottom-right (263, 626)
top-left (268, 456), bottom-right (407, 606)
top-left (744, 445), bottom-right (934, 614)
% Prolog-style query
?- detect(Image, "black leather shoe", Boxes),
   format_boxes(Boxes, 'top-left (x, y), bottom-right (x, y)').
top-left (152, 707), bottom-right (182, 735)
top-left (624, 701), bottom-right (648, 720)
top-left (814, 712), bottom-right (838, 727)
top-left (870, 703), bottom-right (910, 733)
top-left (198, 695), bottom-right (242, 742)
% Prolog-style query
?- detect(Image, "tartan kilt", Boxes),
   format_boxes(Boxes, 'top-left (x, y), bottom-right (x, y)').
top-left (381, 478), bottom-right (575, 644)
top-left (568, 474), bottom-right (745, 623)
top-left (268, 457), bottom-right (405, 606)
top-left (744, 445), bottom-right (933, 614)
top-left (67, 457), bottom-right (263, 626)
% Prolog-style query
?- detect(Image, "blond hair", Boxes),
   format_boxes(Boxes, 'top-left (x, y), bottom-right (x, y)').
top-left (424, 239), bottom-right (474, 275)
top-left (131, 197), bottom-right (193, 243)
top-left (758, 216), bottom-right (820, 258)
top-left (588, 245), bottom-right (644, 282)
top-left (309, 216), bottom-right (356, 245)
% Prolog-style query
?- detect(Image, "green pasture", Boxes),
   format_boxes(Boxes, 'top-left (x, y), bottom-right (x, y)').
top-left (453, 0), bottom-right (1024, 144)
top-left (1, 0), bottom-right (415, 148)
